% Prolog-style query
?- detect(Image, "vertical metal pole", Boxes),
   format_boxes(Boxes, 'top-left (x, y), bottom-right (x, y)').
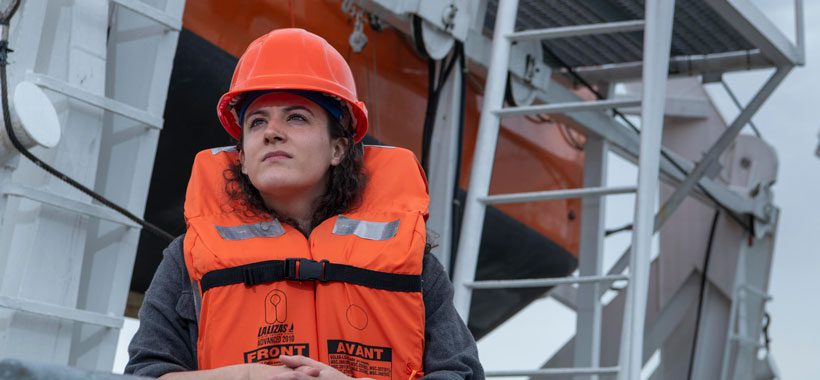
top-left (617, 1), bottom-right (675, 379)
top-left (451, 0), bottom-right (518, 321)
top-left (573, 137), bottom-right (608, 380)
top-left (795, 0), bottom-right (805, 64)
top-left (720, 280), bottom-right (740, 380)
top-left (0, 163), bottom-right (13, 277)
top-left (425, 59), bottom-right (462, 273)
top-left (725, 213), bottom-right (777, 380)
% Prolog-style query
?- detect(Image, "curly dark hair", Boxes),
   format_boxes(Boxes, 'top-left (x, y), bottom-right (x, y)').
top-left (224, 107), bottom-right (367, 236)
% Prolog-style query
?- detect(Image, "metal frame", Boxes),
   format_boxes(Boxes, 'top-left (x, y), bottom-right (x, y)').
top-left (573, 136), bottom-right (608, 380)
top-left (450, 0), bottom-right (518, 321)
top-left (0, 296), bottom-right (122, 329)
top-left (351, 0), bottom-right (799, 378)
top-left (494, 98), bottom-right (641, 117)
top-left (704, 0), bottom-right (804, 67)
top-left (0, 0), bottom-right (183, 371)
top-left (71, 0), bottom-right (184, 370)
top-left (479, 186), bottom-right (635, 205)
top-left (534, 66), bottom-right (786, 374)
top-left (449, 1), bottom-right (676, 378)
top-left (0, 183), bottom-right (138, 227)
top-left (461, 22), bottom-right (771, 222)
top-left (616, 2), bottom-right (676, 378)
top-left (468, 274), bottom-right (629, 289)
top-left (654, 67), bottom-right (789, 229)
top-left (572, 50), bottom-right (772, 82)
top-left (0, 0), bottom-right (113, 366)
top-left (486, 367), bottom-right (619, 377)
top-left (565, 0), bottom-right (805, 83)
top-left (26, 72), bottom-right (164, 130)
top-left (720, 212), bottom-right (778, 380)
top-left (507, 20), bottom-right (644, 42)
top-left (110, 0), bottom-right (182, 31)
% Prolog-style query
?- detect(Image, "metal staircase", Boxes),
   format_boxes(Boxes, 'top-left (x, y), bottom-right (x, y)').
top-left (0, 0), bottom-right (182, 371)
top-left (450, 1), bottom-right (675, 378)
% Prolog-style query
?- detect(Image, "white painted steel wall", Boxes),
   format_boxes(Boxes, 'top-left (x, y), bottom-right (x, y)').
top-left (0, 0), bottom-right (182, 371)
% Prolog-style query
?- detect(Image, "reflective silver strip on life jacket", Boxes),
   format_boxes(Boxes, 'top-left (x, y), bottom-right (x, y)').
top-left (215, 220), bottom-right (285, 240)
top-left (332, 215), bottom-right (400, 240)
top-left (210, 145), bottom-right (237, 155)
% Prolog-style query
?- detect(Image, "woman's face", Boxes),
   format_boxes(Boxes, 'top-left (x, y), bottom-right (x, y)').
top-left (239, 92), bottom-right (346, 204)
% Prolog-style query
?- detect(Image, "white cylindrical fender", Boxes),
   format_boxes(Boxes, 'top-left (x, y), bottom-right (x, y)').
top-left (0, 80), bottom-right (61, 163)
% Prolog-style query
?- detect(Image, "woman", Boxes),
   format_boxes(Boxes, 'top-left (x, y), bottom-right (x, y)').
top-left (125, 28), bottom-right (483, 379)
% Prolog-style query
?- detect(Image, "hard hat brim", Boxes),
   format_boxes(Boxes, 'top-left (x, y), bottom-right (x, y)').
top-left (217, 74), bottom-right (368, 143)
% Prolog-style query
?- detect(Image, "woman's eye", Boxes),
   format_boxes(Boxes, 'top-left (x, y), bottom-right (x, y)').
top-left (287, 113), bottom-right (308, 123)
top-left (249, 118), bottom-right (266, 129)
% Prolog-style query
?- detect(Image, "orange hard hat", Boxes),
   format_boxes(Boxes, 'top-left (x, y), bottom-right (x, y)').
top-left (217, 28), bottom-right (368, 142)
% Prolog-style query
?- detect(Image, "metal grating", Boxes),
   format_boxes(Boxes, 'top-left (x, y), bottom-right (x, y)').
top-left (485, 0), bottom-right (758, 69)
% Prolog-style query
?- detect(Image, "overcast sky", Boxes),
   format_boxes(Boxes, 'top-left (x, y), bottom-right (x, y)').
top-left (114, 1), bottom-right (820, 378)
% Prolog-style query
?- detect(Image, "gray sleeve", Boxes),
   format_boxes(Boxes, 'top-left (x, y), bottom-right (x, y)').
top-left (125, 235), bottom-right (198, 378)
top-left (421, 254), bottom-right (485, 379)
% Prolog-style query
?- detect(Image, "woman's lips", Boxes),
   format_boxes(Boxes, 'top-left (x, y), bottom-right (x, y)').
top-left (263, 150), bottom-right (292, 161)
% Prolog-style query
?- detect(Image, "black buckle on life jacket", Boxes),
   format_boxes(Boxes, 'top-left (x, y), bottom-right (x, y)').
top-left (285, 258), bottom-right (327, 282)
top-left (242, 266), bottom-right (261, 286)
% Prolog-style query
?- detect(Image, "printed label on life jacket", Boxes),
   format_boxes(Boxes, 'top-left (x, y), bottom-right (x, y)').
top-left (242, 289), bottom-right (310, 365)
top-left (244, 343), bottom-right (310, 364)
top-left (327, 339), bottom-right (392, 378)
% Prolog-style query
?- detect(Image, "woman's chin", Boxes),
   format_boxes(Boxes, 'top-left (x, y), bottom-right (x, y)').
top-left (256, 182), bottom-right (311, 200)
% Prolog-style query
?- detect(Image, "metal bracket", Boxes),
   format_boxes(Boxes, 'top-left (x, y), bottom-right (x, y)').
top-left (358, 0), bottom-right (469, 41)
top-left (750, 184), bottom-right (777, 239)
top-left (348, 9), bottom-right (368, 53)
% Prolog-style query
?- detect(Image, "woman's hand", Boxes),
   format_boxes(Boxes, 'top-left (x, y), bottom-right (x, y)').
top-left (246, 363), bottom-right (319, 380)
top-left (275, 355), bottom-right (375, 380)
top-left (158, 363), bottom-right (319, 380)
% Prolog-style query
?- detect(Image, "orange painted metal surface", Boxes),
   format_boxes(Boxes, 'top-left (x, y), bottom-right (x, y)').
top-left (183, 0), bottom-right (584, 256)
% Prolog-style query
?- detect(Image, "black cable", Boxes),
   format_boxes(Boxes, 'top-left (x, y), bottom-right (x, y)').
top-left (450, 42), bottom-right (466, 264)
top-left (421, 57), bottom-right (438, 171)
top-left (542, 47), bottom-right (754, 234)
top-left (0, 0), bottom-right (20, 25)
top-left (605, 223), bottom-right (633, 237)
top-left (0, 5), bottom-right (174, 243)
top-left (421, 46), bottom-right (459, 172)
top-left (687, 210), bottom-right (720, 380)
top-left (762, 311), bottom-right (771, 351)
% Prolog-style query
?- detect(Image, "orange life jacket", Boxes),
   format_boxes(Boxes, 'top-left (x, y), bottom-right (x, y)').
top-left (183, 145), bottom-right (428, 379)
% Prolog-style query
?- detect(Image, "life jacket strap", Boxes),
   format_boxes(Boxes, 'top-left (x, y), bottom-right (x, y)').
top-left (200, 258), bottom-right (422, 293)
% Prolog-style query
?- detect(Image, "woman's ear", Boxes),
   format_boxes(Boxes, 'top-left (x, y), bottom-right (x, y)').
top-left (240, 149), bottom-right (247, 174)
top-left (330, 137), bottom-right (348, 166)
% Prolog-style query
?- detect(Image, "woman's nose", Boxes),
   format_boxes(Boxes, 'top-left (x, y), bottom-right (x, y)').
top-left (263, 121), bottom-right (286, 143)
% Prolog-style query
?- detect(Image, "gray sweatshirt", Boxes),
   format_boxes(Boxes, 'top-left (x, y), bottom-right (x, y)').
top-left (125, 236), bottom-right (484, 379)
